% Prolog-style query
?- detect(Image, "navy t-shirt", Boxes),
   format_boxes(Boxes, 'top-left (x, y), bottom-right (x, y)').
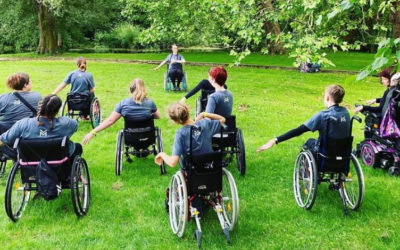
top-left (1, 116), bottom-right (78, 156)
top-left (303, 105), bottom-right (350, 139)
top-left (206, 90), bottom-right (233, 118)
top-left (0, 92), bottom-right (42, 127)
top-left (64, 70), bottom-right (95, 93)
top-left (114, 98), bottom-right (157, 121)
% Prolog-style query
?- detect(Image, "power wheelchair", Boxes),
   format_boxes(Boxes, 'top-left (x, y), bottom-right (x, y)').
top-left (168, 126), bottom-right (239, 248)
top-left (164, 68), bottom-right (188, 92)
top-left (293, 116), bottom-right (364, 215)
top-left (4, 136), bottom-right (90, 222)
top-left (212, 116), bottom-right (246, 176)
top-left (354, 104), bottom-right (400, 176)
top-left (115, 117), bottom-right (165, 175)
top-left (61, 92), bottom-right (102, 129)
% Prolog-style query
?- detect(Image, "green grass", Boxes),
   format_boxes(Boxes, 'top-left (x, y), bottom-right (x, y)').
top-left (0, 50), bottom-right (375, 71)
top-left (0, 57), bottom-right (399, 249)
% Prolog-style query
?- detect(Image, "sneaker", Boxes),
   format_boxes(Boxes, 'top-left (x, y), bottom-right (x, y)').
top-left (81, 116), bottom-right (89, 121)
top-left (177, 87), bottom-right (181, 91)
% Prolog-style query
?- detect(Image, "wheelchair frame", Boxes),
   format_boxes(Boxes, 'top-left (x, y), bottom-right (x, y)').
top-left (163, 70), bottom-right (188, 92)
top-left (168, 126), bottom-right (239, 248)
top-left (115, 118), bottom-right (165, 175)
top-left (4, 136), bottom-right (91, 222)
top-left (293, 116), bottom-right (364, 215)
top-left (61, 92), bottom-right (102, 129)
top-left (195, 89), bottom-right (215, 117)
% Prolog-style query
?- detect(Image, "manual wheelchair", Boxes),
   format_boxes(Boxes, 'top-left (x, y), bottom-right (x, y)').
top-left (61, 92), bottom-right (102, 129)
top-left (115, 117), bottom-right (165, 175)
top-left (164, 69), bottom-right (188, 92)
top-left (354, 104), bottom-right (400, 176)
top-left (212, 116), bottom-right (246, 176)
top-left (4, 136), bottom-right (90, 222)
top-left (168, 126), bottom-right (239, 248)
top-left (293, 116), bottom-right (365, 215)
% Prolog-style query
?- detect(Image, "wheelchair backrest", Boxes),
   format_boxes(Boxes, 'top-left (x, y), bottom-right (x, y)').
top-left (67, 92), bottom-right (91, 111)
top-left (123, 118), bottom-right (156, 149)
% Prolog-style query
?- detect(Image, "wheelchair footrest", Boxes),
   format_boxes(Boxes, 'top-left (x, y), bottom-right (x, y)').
top-left (194, 229), bottom-right (202, 248)
top-left (222, 227), bottom-right (231, 244)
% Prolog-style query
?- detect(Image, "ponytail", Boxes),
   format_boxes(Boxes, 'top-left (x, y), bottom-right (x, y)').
top-left (36, 94), bottom-right (62, 131)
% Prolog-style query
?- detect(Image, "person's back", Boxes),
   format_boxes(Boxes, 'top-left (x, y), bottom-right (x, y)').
top-left (116, 97), bottom-right (157, 121)
top-left (206, 90), bottom-right (233, 118)
top-left (64, 69), bottom-right (94, 94)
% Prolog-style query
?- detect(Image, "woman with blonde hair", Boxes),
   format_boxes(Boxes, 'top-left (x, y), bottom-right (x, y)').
top-left (82, 78), bottom-right (160, 144)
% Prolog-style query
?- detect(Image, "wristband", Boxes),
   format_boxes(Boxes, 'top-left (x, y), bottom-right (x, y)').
top-left (91, 130), bottom-right (97, 136)
top-left (274, 138), bottom-right (278, 145)
top-left (203, 112), bottom-right (207, 118)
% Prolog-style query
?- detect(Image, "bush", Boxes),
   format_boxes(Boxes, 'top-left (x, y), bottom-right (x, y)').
top-left (94, 23), bottom-right (141, 49)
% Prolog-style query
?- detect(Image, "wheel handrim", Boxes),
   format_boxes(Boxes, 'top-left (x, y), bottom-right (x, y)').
top-left (293, 152), bottom-right (316, 208)
top-left (221, 168), bottom-right (238, 230)
top-left (342, 155), bottom-right (364, 210)
top-left (361, 145), bottom-right (374, 166)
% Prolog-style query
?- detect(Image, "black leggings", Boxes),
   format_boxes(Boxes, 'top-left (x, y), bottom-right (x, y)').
top-left (168, 69), bottom-right (183, 88)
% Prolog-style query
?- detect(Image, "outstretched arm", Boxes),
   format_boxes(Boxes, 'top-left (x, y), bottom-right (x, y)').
top-left (52, 82), bottom-right (67, 95)
top-left (154, 61), bottom-right (167, 71)
top-left (155, 152), bottom-right (179, 167)
top-left (82, 111), bottom-right (121, 145)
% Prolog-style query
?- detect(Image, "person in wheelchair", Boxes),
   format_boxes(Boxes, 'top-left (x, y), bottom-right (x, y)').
top-left (257, 85), bottom-right (350, 159)
top-left (203, 66), bottom-right (233, 118)
top-left (154, 44), bottom-right (185, 91)
top-left (179, 77), bottom-right (228, 104)
top-left (82, 78), bottom-right (160, 147)
top-left (0, 94), bottom-right (81, 180)
top-left (0, 73), bottom-right (41, 163)
top-left (52, 57), bottom-right (95, 119)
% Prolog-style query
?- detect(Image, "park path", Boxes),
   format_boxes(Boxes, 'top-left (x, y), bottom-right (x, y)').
top-left (0, 57), bottom-right (359, 75)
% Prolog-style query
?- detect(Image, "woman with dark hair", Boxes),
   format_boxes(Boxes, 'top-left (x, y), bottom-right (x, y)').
top-left (0, 95), bottom-right (81, 165)
top-left (0, 72), bottom-right (41, 134)
top-left (154, 44), bottom-right (185, 90)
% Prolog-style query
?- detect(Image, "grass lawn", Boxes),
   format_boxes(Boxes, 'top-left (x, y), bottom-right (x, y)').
top-left (0, 56), bottom-right (399, 249)
top-left (0, 50), bottom-right (376, 72)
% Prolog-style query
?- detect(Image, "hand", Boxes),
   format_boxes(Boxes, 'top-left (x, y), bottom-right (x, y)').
top-left (82, 132), bottom-right (94, 145)
top-left (257, 139), bottom-right (276, 153)
top-left (154, 67), bottom-right (159, 71)
top-left (353, 106), bottom-right (363, 114)
top-left (155, 152), bottom-right (164, 166)
top-left (179, 97), bottom-right (186, 104)
top-left (365, 99), bottom-right (376, 105)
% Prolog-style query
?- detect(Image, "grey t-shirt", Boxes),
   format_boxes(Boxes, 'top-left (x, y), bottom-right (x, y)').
top-left (0, 92), bottom-right (42, 127)
top-left (114, 98), bottom-right (157, 121)
top-left (0, 116), bottom-right (78, 155)
top-left (165, 54), bottom-right (184, 71)
top-left (304, 105), bottom-right (350, 139)
top-left (172, 119), bottom-right (221, 159)
top-left (206, 90), bottom-right (233, 118)
top-left (64, 70), bottom-right (95, 93)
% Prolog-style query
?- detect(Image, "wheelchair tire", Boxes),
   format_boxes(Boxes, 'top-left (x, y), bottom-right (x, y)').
top-left (61, 100), bottom-right (69, 117)
top-left (341, 154), bottom-right (365, 211)
top-left (169, 171), bottom-right (188, 238)
top-left (115, 130), bottom-right (124, 176)
top-left (293, 151), bottom-right (318, 210)
top-left (236, 129), bottom-right (246, 176)
top-left (71, 156), bottom-right (91, 217)
top-left (5, 162), bottom-right (31, 222)
top-left (164, 73), bottom-right (169, 92)
top-left (156, 128), bottom-right (166, 175)
top-left (90, 98), bottom-right (102, 129)
top-left (361, 143), bottom-right (380, 168)
top-left (195, 96), bottom-right (202, 118)
top-left (222, 168), bottom-right (239, 231)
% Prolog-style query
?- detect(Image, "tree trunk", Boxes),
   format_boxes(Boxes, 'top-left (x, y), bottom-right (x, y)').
top-left (262, 1), bottom-right (285, 54)
top-left (37, 3), bottom-right (57, 54)
top-left (391, 1), bottom-right (400, 38)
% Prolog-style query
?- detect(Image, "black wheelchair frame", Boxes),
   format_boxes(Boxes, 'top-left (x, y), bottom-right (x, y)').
top-left (61, 92), bottom-right (101, 129)
top-left (4, 136), bottom-right (90, 222)
top-left (115, 117), bottom-right (165, 175)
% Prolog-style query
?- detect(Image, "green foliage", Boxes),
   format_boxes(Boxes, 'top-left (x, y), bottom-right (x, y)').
top-left (95, 23), bottom-right (142, 49)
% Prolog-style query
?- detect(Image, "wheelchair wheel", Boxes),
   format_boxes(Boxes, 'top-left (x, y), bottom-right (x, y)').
top-left (115, 130), bottom-right (124, 176)
top-left (236, 129), bottom-right (246, 176)
top-left (0, 157), bottom-right (7, 177)
top-left (156, 128), bottom-right (166, 175)
top-left (90, 98), bottom-right (102, 129)
top-left (5, 162), bottom-right (31, 222)
top-left (71, 156), bottom-right (91, 217)
top-left (169, 171), bottom-right (188, 238)
top-left (361, 143), bottom-right (380, 168)
top-left (61, 100), bottom-right (70, 117)
top-left (164, 73), bottom-right (169, 92)
top-left (341, 154), bottom-right (365, 211)
top-left (195, 96), bottom-right (202, 118)
top-left (221, 168), bottom-right (239, 231)
top-left (293, 151), bottom-right (318, 210)
top-left (182, 72), bottom-right (188, 92)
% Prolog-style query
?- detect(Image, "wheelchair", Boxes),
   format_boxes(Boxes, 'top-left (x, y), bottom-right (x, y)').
top-left (61, 92), bottom-right (102, 129)
top-left (293, 116), bottom-right (364, 215)
top-left (0, 123), bottom-right (14, 178)
top-left (212, 116), bottom-right (246, 176)
top-left (354, 104), bottom-right (400, 176)
top-left (164, 70), bottom-right (188, 92)
top-left (4, 136), bottom-right (90, 222)
top-left (115, 117), bottom-right (165, 175)
top-left (168, 126), bottom-right (239, 248)
top-left (195, 89), bottom-right (215, 117)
